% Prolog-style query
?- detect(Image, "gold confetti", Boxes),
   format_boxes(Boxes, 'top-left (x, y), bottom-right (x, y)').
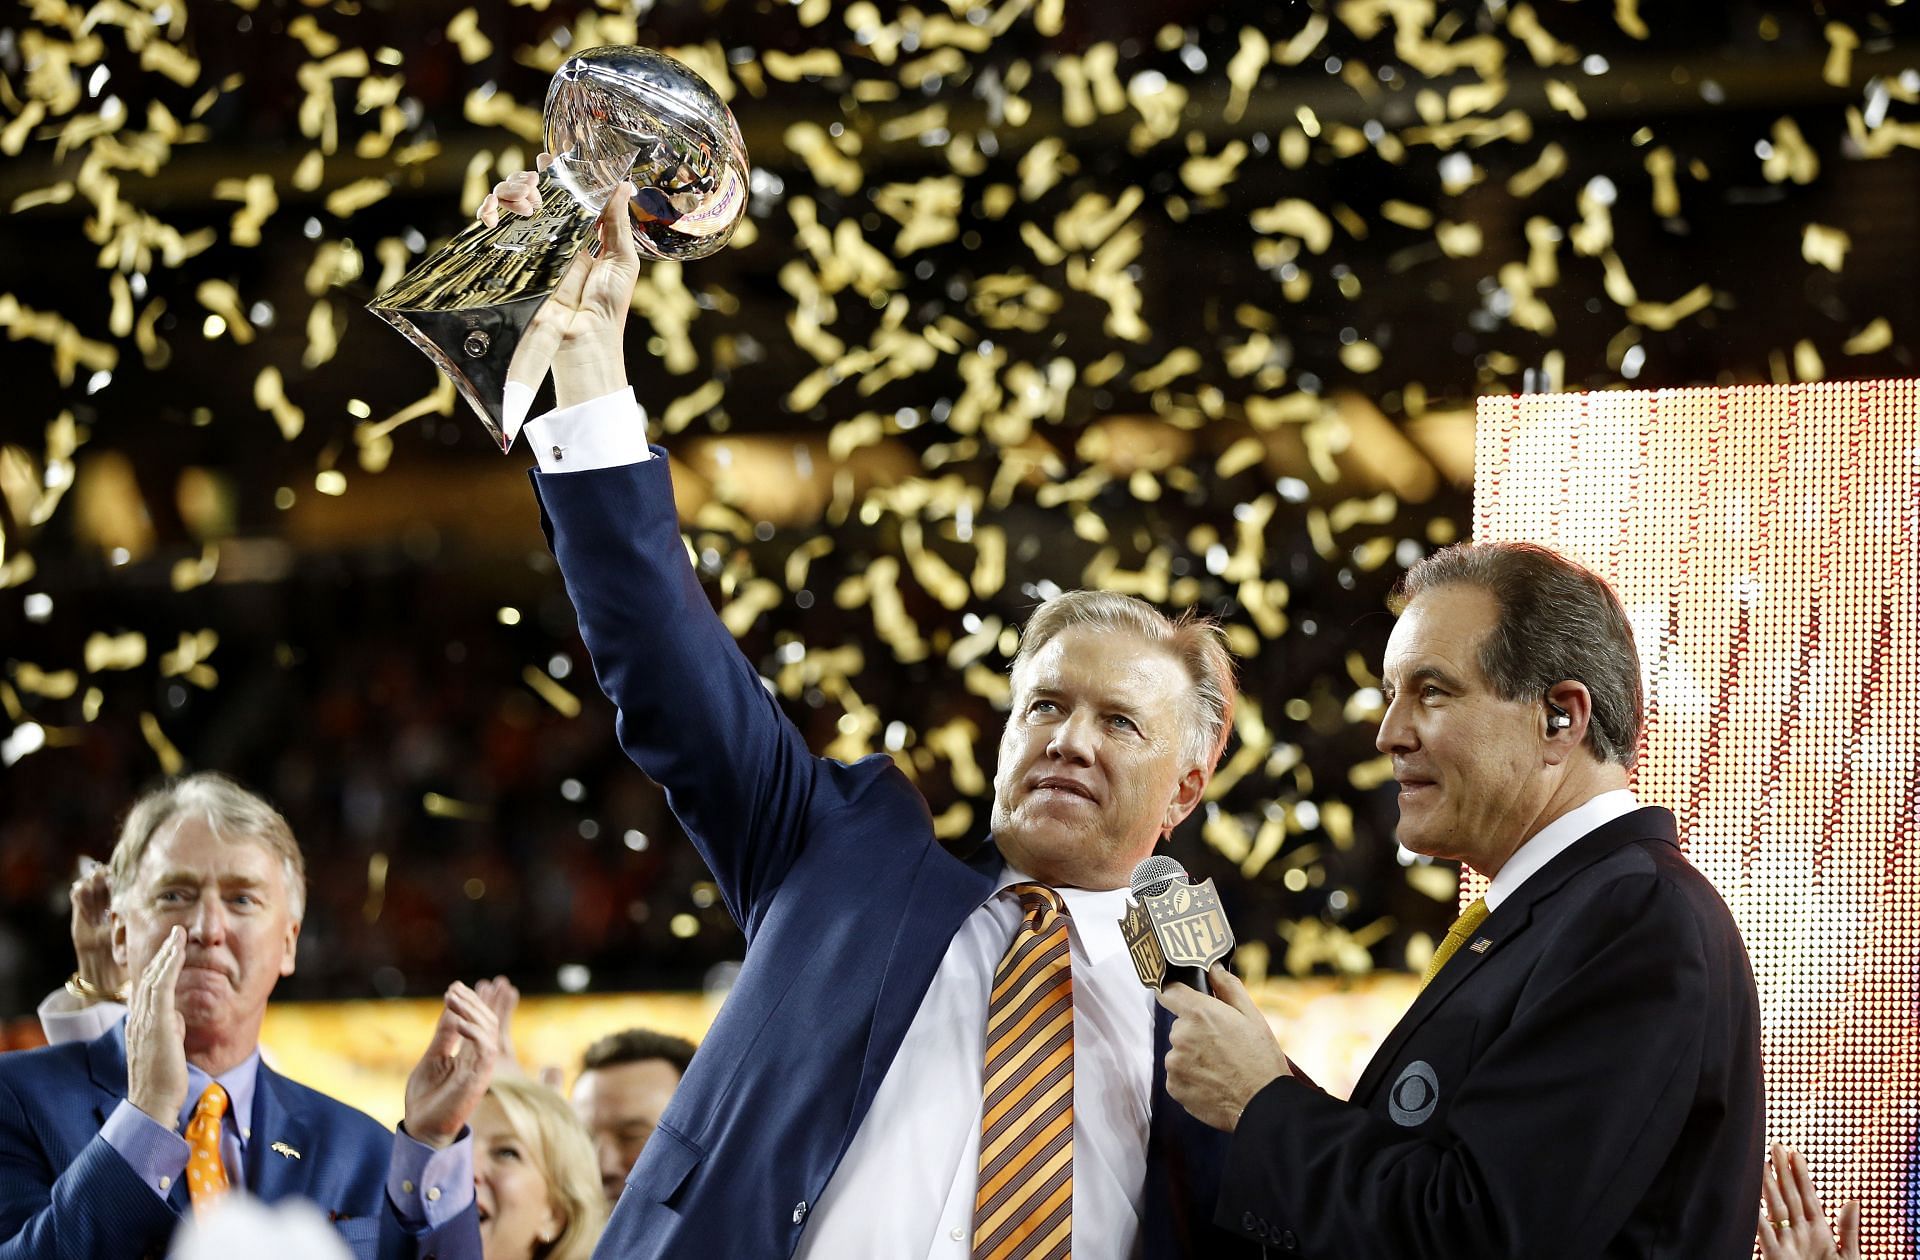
top-left (1802, 224), bottom-right (1851, 273)
top-left (1823, 22), bottom-right (1858, 88)
top-left (140, 712), bottom-right (184, 775)
top-left (1223, 28), bottom-right (1269, 124)
top-left (254, 367), bottom-right (306, 440)
top-left (323, 177), bottom-right (391, 217)
top-left (85, 632), bottom-right (147, 673)
top-left (1628, 283), bottom-right (1714, 331)
top-left (11, 663), bottom-right (78, 700)
top-left (1843, 318), bottom-right (1893, 355)
top-left (446, 9), bottom-right (493, 64)
top-left (1763, 117), bottom-right (1820, 184)
top-left (1508, 142), bottom-right (1567, 196)
top-left (422, 794), bottom-right (488, 821)
top-left (1614, 0), bottom-right (1649, 39)
top-left (1645, 147), bottom-right (1679, 217)
top-left (1250, 199), bottom-right (1333, 252)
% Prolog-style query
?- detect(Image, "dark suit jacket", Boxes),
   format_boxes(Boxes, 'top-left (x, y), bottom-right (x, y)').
top-left (1219, 807), bottom-right (1765, 1259)
top-left (533, 456), bottom-right (1256, 1260)
top-left (0, 1023), bottom-right (480, 1260)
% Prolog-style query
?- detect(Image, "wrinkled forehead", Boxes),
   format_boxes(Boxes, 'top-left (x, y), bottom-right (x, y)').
top-left (1012, 626), bottom-right (1191, 706)
top-left (1382, 585), bottom-right (1498, 687)
top-left (136, 814), bottom-right (288, 888)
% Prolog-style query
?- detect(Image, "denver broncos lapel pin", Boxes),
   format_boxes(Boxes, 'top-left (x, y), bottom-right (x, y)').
top-left (271, 1141), bottom-right (303, 1159)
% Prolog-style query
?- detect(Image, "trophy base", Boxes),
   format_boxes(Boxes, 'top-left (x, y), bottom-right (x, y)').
top-left (371, 295), bottom-right (552, 452)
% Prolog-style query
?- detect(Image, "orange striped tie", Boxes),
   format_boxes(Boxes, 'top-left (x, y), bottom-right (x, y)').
top-left (184, 1082), bottom-right (231, 1210)
top-left (973, 883), bottom-right (1073, 1260)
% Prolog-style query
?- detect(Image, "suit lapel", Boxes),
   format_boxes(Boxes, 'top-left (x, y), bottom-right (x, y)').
top-left (1352, 808), bottom-right (1677, 1105)
top-left (86, 1021), bottom-right (132, 1129)
top-left (1351, 897), bottom-right (1539, 1104)
top-left (247, 1064), bottom-right (315, 1203)
top-left (850, 840), bottom-right (1000, 1128)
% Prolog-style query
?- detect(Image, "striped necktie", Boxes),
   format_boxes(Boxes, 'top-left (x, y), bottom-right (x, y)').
top-left (1419, 896), bottom-right (1490, 991)
top-left (184, 1082), bottom-right (232, 1210)
top-left (972, 883), bottom-right (1073, 1260)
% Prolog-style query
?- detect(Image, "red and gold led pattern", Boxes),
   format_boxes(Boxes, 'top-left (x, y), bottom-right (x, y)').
top-left (1466, 381), bottom-right (1919, 1255)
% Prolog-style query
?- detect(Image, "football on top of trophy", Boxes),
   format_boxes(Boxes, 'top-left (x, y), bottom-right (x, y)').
top-left (544, 45), bottom-right (750, 260)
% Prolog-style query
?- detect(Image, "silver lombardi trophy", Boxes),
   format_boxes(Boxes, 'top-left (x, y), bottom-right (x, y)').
top-left (368, 46), bottom-right (749, 451)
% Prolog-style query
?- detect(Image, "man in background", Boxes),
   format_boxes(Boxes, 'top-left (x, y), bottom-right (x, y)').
top-left (0, 772), bottom-right (495, 1260)
top-left (569, 1028), bottom-right (696, 1207)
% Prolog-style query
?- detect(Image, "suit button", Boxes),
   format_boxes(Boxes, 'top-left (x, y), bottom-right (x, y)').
top-left (791, 1201), bottom-right (809, 1225)
top-left (1280, 1228), bottom-right (1299, 1251)
top-left (1242, 1211), bottom-right (1259, 1232)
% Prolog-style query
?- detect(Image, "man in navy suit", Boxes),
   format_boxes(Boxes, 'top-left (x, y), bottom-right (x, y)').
top-left (486, 173), bottom-right (1258, 1257)
top-left (1159, 543), bottom-right (1766, 1258)
top-left (0, 772), bottom-right (495, 1260)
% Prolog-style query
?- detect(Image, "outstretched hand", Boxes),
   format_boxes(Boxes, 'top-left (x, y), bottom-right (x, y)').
top-left (402, 982), bottom-right (499, 1150)
top-left (1759, 1144), bottom-right (1861, 1260)
top-left (1158, 964), bottom-right (1292, 1132)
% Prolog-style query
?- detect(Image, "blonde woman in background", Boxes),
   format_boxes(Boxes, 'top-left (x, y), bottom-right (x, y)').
top-left (474, 1076), bottom-right (605, 1260)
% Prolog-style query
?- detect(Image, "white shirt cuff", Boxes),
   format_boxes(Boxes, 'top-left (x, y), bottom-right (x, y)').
top-left (38, 987), bottom-right (125, 1046)
top-left (523, 387), bottom-right (653, 472)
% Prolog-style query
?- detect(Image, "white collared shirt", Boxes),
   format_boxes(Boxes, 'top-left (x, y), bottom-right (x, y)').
top-left (794, 868), bottom-right (1153, 1260)
top-left (1484, 789), bottom-right (1640, 911)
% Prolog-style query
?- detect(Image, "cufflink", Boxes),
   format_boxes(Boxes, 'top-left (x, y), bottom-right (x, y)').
top-left (552, 444), bottom-right (565, 462)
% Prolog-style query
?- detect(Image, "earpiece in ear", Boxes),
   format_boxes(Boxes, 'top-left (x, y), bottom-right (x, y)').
top-left (1547, 703), bottom-right (1572, 731)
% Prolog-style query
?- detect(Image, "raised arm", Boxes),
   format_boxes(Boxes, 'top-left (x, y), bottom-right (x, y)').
top-left (517, 180), bottom-right (828, 932)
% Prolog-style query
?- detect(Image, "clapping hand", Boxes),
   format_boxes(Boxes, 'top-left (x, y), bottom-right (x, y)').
top-left (125, 926), bottom-right (189, 1127)
top-left (476, 974), bottom-right (527, 1081)
top-left (1759, 1144), bottom-right (1861, 1260)
top-left (402, 982), bottom-right (500, 1150)
top-left (70, 860), bottom-right (126, 1001)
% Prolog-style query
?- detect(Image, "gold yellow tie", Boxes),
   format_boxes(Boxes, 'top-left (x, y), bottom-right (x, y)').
top-left (973, 884), bottom-right (1073, 1260)
top-left (184, 1082), bottom-right (232, 1210)
top-left (1419, 897), bottom-right (1490, 990)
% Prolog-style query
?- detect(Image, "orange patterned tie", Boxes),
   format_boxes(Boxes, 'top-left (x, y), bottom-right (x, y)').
top-left (972, 883), bottom-right (1073, 1260)
top-left (184, 1082), bottom-right (231, 1210)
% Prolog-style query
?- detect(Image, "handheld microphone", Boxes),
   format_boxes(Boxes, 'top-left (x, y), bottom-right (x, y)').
top-left (1120, 856), bottom-right (1236, 995)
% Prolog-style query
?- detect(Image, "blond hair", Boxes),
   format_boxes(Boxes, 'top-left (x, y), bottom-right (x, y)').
top-left (485, 1077), bottom-right (607, 1260)
top-left (109, 772), bottom-right (307, 923)
top-left (1012, 590), bottom-right (1238, 770)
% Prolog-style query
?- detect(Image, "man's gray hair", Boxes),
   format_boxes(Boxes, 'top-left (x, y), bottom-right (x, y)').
top-left (1012, 590), bottom-right (1238, 771)
top-left (1396, 542), bottom-right (1645, 768)
top-left (108, 772), bottom-right (308, 923)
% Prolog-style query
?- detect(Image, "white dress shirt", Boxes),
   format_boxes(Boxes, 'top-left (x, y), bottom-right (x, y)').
top-left (795, 869), bottom-right (1153, 1260)
top-left (532, 390), bottom-right (1158, 1257)
top-left (1484, 789), bottom-right (1639, 911)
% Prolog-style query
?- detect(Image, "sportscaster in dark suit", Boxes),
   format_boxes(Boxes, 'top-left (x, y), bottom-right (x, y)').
top-left (484, 172), bottom-right (1260, 1259)
top-left (1159, 543), bottom-right (1766, 1259)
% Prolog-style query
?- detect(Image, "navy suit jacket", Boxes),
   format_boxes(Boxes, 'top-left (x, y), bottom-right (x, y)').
top-left (0, 1023), bottom-right (480, 1260)
top-left (1219, 808), bottom-right (1766, 1259)
top-left (533, 456), bottom-right (1256, 1260)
